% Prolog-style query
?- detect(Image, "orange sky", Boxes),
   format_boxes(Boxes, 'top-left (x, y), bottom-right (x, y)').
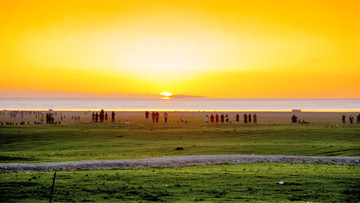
top-left (1, 0), bottom-right (359, 98)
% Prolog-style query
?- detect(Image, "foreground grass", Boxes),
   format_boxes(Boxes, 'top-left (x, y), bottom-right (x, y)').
top-left (1, 122), bottom-right (360, 163)
top-left (0, 163), bottom-right (359, 202)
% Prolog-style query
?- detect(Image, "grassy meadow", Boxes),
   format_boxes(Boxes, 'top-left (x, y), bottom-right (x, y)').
top-left (1, 163), bottom-right (359, 202)
top-left (1, 120), bottom-right (359, 202)
top-left (0, 121), bottom-right (359, 163)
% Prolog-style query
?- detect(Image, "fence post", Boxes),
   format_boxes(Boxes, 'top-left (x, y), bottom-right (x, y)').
top-left (49, 172), bottom-right (56, 203)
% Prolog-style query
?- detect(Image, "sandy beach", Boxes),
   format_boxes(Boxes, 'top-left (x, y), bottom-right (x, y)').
top-left (1, 110), bottom-right (359, 124)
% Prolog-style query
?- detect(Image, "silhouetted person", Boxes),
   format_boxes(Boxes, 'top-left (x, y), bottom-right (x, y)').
top-left (164, 112), bottom-right (168, 123)
top-left (244, 114), bottom-right (247, 124)
top-left (236, 114), bottom-right (240, 122)
top-left (145, 111), bottom-right (150, 122)
top-left (105, 112), bottom-right (108, 121)
top-left (155, 112), bottom-right (159, 123)
top-left (220, 114), bottom-right (224, 123)
top-left (100, 109), bottom-right (105, 122)
top-left (291, 114), bottom-right (297, 124)
top-left (349, 115), bottom-right (354, 124)
top-left (152, 111), bottom-right (155, 123)
top-left (95, 113), bottom-right (99, 122)
top-left (210, 114), bottom-right (215, 123)
top-left (225, 114), bottom-right (229, 122)
top-left (111, 111), bottom-right (116, 122)
top-left (357, 114), bottom-right (360, 124)
top-left (215, 114), bottom-right (219, 123)
top-left (253, 114), bottom-right (257, 124)
top-left (92, 112), bottom-right (95, 122)
top-left (46, 113), bottom-right (49, 124)
top-left (248, 114), bottom-right (252, 123)
top-left (342, 115), bottom-right (346, 123)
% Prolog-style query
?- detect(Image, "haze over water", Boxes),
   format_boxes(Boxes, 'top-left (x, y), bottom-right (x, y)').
top-left (0, 98), bottom-right (359, 111)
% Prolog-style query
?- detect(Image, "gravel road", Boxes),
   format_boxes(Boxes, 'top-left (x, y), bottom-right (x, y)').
top-left (1, 155), bottom-right (359, 173)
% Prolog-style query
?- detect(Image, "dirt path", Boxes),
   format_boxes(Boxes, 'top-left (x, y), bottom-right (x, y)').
top-left (1, 155), bottom-right (359, 173)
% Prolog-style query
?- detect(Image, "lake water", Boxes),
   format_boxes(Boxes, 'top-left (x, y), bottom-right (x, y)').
top-left (0, 98), bottom-right (359, 111)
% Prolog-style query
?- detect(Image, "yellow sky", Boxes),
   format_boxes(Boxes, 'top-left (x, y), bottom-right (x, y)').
top-left (1, 0), bottom-right (359, 98)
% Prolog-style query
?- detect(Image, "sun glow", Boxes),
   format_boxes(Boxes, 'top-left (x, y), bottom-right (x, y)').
top-left (160, 92), bottom-right (173, 97)
top-left (160, 92), bottom-right (173, 100)
top-left (0, 0), bottom-right (359, 98)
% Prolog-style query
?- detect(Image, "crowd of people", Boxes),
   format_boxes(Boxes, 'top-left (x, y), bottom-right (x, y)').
top-left (1, 110), bottom-right (360, 125)
top-left (204, 113), bottom-right (258, 124)
top-left (144, 111), bottom-right (169, 123)
top-left (342, 114), bottom-right (360, 124)
top-left (0, 110), bottom-right (78, 125)
top-left (91, 109), bottom-right (116, 123)
top-left (291, 114), bottom-right (309, 124)
top-left (143, 111), bottom-right (258, 124)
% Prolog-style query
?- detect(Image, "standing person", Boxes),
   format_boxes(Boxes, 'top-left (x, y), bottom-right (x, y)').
top-left (244, 114), bottom-right (247, 124)
top-left (95, 113), bottom-right (99, 122)
top-left (40, 114), bottom-right (44, 125)
top-left (236, 114), bottom-right (240, 122)
top-left (215, 114), bottom-right (219, 123)
top-left (220, 114), bottom-right (224, 123)
top-left (248, 114), bottom-right (252, 124)
top-left (164, 112), bottom-right (168, 123)
top-left (181, 115), bottom-right (184, 123)
top-left (342, 115), bottom-right (346, 123)
top-left (111, 111), bottom-right (116, 122)
top-left (205, 114), bottom-right (209, 123)
top-left (152, 111), bottom-right (156, 123)
top-left (357, 114), bottom-right (360, 124)
top-left (210, 114), bottom-right (215, 123)
top-left (155, 112), bottom-right (159, 123)
top-left (92, 112), bottom-right (95, 122)
top-left (253, 114), bottom-right (257, 124)
top-left (145, 111), bottom-right (150, 122)
top-left (105, 112), bottom-right (108, 121)
top-left (45, 113), bottom-right (49, 124)
top-left (100, 109), bottom-right (105, 122)
top-left (291, 114), bottom-right (297, 123)
top-left (349, 115), bottom-right (354, 124)
top-left (225, 114), bottom-right (229, 123)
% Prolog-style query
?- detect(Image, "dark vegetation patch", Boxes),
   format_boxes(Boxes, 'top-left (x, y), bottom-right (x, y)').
top-left (0, 155), bottom-right (38, 162)
top-left (175, 147), bottom-right (184, 150)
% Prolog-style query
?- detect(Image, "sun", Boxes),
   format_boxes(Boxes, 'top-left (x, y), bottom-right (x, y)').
top-left (160, 92), bottom-right (173, 97)
top-left (160, 92), bottom-right (173, 100)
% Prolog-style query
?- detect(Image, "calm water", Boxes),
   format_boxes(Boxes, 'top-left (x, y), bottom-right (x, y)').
top-left (0, 98), bottom-right (359, 111)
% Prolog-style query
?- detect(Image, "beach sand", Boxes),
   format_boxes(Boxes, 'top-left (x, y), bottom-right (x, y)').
top-left (1, 110), bottom-right (359, 124)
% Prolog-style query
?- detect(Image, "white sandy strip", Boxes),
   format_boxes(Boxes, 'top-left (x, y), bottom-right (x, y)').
top-left (0, 155), bottom-right (359, 173)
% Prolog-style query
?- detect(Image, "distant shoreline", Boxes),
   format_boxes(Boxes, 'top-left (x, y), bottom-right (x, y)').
top-left (1, 109), bottom-right (360, 112)
top-left (1, 98), bottom-right (359, 112)
top-left (1, 109), bottom-right (359, 124)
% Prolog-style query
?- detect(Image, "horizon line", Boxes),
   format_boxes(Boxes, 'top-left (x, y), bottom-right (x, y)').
top-left (1, 108), bottom-right (360, 113)
top-left (0, 97), bottom-right (359, 99)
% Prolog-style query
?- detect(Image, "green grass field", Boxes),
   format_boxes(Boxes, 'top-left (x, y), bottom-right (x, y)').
top-left (0, 122), bottom-right (359, 162)
top-left (1, 163), bottom-right (359, 202)
top-left (1, 122), bottom-right (359, 202)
